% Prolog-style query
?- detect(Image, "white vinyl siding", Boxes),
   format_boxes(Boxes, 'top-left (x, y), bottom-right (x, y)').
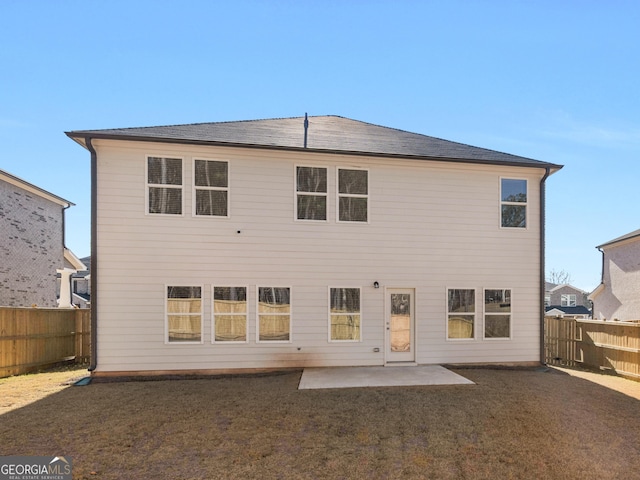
top-left (193, 159), bottom-right (229, 217)
top-left (147, 156), bottom-right (183, 215)
top-left (93, 139), bottom-right (545, 372)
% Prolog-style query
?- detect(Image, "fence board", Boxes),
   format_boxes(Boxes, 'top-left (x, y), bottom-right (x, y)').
top-left (0, 307), bottom-right (91, 378)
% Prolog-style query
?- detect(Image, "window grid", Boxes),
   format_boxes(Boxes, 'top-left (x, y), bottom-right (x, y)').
top-left (447, 288), bottom-right (476, 340)
top-left (500, 178), bottom-right (527, 228)
top-left (147, 156), bottom-right (183, 215)
top-left (166, 285), bottom-right (203, 344)
top-left (337, 168), bottom-right (369, 223)
top-left (296, 166), bottom-right (328, 221)
top-left (193, 159), bottom-right (229, 217)
top-left (328, 287), bottom-right (362, 342)
top-left (483, 288), bottom-right (512, 339)
top-left (256, 286), bottom-right (292, 343)
top-left (212, 286), bottom-right (248, 343)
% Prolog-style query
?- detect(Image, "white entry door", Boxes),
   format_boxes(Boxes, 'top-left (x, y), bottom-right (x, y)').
top-left (385, 289), bottom-right (415, 363)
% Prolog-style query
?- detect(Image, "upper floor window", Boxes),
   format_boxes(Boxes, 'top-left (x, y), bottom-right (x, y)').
top-left (501, 178), bottom-right (527, 228)
top-left (147, 157), bottom-right (183, 215)
top-left (338, 168), bottom-right (368, 222)
top-left (296, 166), bottom-right (327, 220)
top-left (194, 159), bottom-right (228, 217)
top-left (561, 294), bottom-right (576, 307)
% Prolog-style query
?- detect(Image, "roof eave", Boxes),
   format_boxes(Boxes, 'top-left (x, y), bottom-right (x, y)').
top-left (65, 131), bottom-right (563, 171)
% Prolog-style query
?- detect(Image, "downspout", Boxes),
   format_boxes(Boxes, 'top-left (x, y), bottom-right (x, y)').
top-left (86, 137), bottom-right (98, 372)
top-left (540, 166), bottom-right (551, 365)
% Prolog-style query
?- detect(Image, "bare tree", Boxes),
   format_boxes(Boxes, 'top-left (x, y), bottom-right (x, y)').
top-left (547, 269), bottom-right (572, 285)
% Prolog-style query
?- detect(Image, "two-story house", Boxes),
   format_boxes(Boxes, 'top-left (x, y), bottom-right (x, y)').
top-left (0, 168), bottom-right (84, 308)
top-left (590, 229), bottom-right (640, 321)
top-left (66, 115), bottom-right (562, 376)
top-left (544, 282), bottom-right (591, 318)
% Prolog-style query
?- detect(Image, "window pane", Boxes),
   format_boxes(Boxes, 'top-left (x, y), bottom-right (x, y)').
top-left (485, 315), bottom-right (510, 338)
top-left (149, 187), bottom-right (182, 215)
top-left (448, 289), bottom-right (475, 313)
top-left (339, 197), bottom-right (367, 222)
top-left (215, 315), bottom-right (247, 342)
top-left (148, 157), bottom-right (182, 185)
top-left (448, 315), bottom-right (474, 339)
top-left (168, 315), bottom-right (201, 342)
top-left (331, 314), bottom-right (360, 341)
top-left (214, 287), bottom-right (247, 303)
top-left (501, 179), bottom-right (527, 202)
top-left (501, 205), bottom-right (526, 228)
top-left (485, 289), bottom-right (511, 312)
top-left (258, 287), bottom-right (290, 310)
top-left (196, 190), bottom-right (228, 216)
top-left (391, 293), bottom-right (410, 316)
top-left (339, 169), bottom-right (368, 194)
top-left (168, 286), bottom-right (201, 299)
top-left (331, 288), bottom-right (360, 313)
top-left (259, 315), bottom-right (290, 341)
top-left (297, 166), bottom-right (327, 193)
top-left (195, 160), bottom-right (227, 187)
top-left (297, 195), bottom-right (327, 220)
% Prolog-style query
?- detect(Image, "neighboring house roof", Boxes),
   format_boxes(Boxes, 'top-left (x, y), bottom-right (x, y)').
top-left (547, 283), bottom-right (589, 295)
top-left (545, 306), bottom-right (591, 316)
top-left (66, 115), bottom-right (563, 171)
top-left (64, 248), bottom-right (88, 271)
top-left (596, 228), bottom-right (640, 249)
top-left (0, 168), bottom-right (74, 208)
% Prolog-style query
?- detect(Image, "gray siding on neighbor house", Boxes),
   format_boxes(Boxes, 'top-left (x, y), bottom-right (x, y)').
top-left (0, 179), bottom-right (64, 307)
top-left (547, 285), bottom-right (588, 307)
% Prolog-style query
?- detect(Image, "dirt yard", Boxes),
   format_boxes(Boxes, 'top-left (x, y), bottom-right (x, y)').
top-left (1, 365), bottom-right (639, 479)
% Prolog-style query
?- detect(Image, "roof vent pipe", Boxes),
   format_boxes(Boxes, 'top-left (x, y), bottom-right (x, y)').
top-left (304, 113), bottom-right (309, 148)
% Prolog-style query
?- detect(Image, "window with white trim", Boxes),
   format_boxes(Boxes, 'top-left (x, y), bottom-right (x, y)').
top-left (257, 287), bottom-right (291, 342)
top-left (194, 159), bottom-right (229, 217)
top-left (447, 289), bottom-right (475, 339)
top-left (501, 178), bottom-right (527, 228)
top-left (213, 286), bottom-right (247, 343)
top-left (484, 289), bottom-right (511, 339)
top-left (338, 168), bottom-right (368, 222)
top-left (544, 295), bottom-right (551, 307)
top-left (147, 156), bottom-right (183, 215)
top-left (561, 294), bottom-right (576, 307)
top-left (329, 287), bottom-right (361, 341)
top-left (166, 286), bottom-right (202, 343)
top-left (296, 166), bottom-right (327, 220)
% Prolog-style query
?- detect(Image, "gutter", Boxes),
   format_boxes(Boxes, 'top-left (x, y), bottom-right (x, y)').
top-left (86, 137), bottom-right (98, 372)
top-left (540, 166), bottom-right (551, 365)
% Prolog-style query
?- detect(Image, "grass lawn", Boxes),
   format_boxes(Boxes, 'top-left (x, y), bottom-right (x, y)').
top-left (1, 366), bottom-right (639, 479)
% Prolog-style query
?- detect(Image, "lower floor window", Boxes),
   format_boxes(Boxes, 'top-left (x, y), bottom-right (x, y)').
top-left (166, 286), bottom-right (202, 343)
top-left (258, 287), bottom-right (291, 342)
top-left (329, 287), bottom-right (361, 341)
top-left (448, 289), bottom-right (475, 339)
top-left (484, 289), bottom-right (511, 338)
top-left (213, 286), bottom-right (247, 342)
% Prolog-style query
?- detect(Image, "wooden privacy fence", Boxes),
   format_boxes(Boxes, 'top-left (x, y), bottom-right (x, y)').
top-left (0, 307), bottom-right (90, 378)
top-left (545, 316), bottom-right (640, 381)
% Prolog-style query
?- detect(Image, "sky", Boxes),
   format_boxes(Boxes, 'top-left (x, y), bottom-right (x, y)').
top-left (1, 0), bottom-right (638, 292)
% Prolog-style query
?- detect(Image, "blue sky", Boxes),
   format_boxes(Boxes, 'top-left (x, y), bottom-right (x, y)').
top-left (1, 1), bottom-right (638, 291)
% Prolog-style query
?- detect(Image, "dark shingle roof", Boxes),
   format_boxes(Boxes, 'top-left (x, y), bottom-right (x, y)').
top-left (66, 115), bottom-right (562, 170)
top-left (597, 229), bottom-right (640, 249)
top-left (545, 306), bottom-right (592, 316)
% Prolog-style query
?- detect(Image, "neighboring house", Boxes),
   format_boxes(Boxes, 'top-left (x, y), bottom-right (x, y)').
top-left (66, 115), bottom-right (562, 376)
top-left (0, 168), bottom-right (84, 308)
top-left (73, 255), bottom-right (91, 308)
top-left (590, 229), bottom-right (640, 321)
top-left (544, 282), bottom-right (591, 318)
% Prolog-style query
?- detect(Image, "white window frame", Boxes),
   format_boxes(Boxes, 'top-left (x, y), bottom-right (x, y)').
top-left (446, 287), bottom-right (476, 341)
top-left (295, 165), bottom-right (329, 222)
top-left (337, 167), bottom-right (369, 224)
top-left (256, 286), bottom-right (292, 343)
top-left (561, 294), bottom-right (576, 307)
top-left (192, 158), bottom-right (230, 218)
top-left (165, 284), bottom-right (204, 345)
top-left (500, 177), bottom-right (527, 229)
top-left (544, 295), bottom-right (551, 307)
top-left (328, 286), bottom-right (362, 343)
top-left (483, 288), bottom-right (512, 340)
top-left (212, 286), bottom-right (248, 344)
top-left (146, 155), bottom-right (184, 216)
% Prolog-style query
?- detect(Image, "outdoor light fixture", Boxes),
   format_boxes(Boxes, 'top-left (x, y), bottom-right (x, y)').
top-left (373, 281), bottom-right (380, 289)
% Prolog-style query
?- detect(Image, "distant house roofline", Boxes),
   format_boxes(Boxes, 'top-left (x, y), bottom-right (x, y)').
top-left (596, 228), bottom-right (640, 249)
